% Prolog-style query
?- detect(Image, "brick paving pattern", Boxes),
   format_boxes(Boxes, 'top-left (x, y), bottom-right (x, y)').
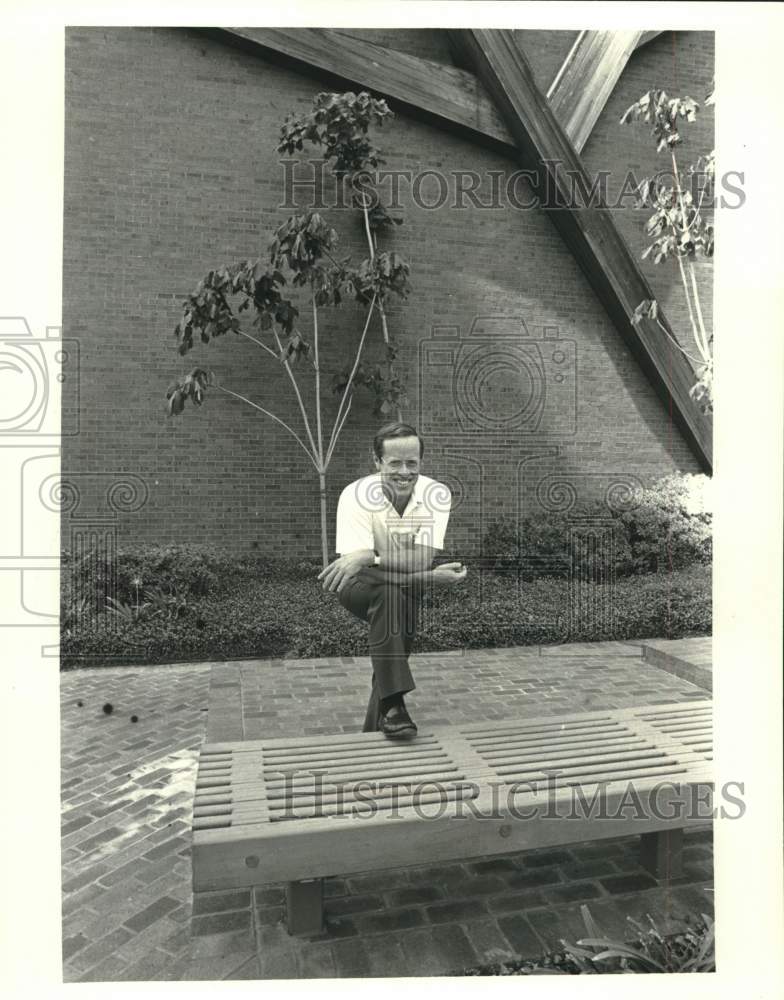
top-left (61, 663), bottom-right (211, 981)
top-left (61, 640), bottom-right (713, 981)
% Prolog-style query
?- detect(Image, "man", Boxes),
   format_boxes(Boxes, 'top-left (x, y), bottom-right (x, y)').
top-left (318, 422), bottom-right (467, 738)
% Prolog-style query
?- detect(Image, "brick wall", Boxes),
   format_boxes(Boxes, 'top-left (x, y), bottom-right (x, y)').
top-left (61, 27), bottom-right (712, 560)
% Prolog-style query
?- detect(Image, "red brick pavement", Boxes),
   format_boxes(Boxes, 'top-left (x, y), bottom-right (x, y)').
top-left (61, 663), bottom-right (212, 981)
top-left (61, 640), bottom-right (713, 981)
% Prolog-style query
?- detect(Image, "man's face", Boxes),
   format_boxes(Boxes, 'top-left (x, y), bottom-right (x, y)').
top-left (374, 436), bottom-right (422, 496)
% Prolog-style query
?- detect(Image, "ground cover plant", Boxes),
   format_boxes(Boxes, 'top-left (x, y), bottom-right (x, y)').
top-left (463, 904), bottom-right (715, 975)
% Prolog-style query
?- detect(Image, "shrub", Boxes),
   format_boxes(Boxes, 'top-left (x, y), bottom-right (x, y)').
top-left (62, 543), bottom-right (220, 605)
top-left (482, 472), bottom-right (712, 579)
top-left (482, 506), bottom-right (634, 581)
top-left (61, 543), bottom-right (324, 610)
top-left (616, 472), bottom-right (712, 574)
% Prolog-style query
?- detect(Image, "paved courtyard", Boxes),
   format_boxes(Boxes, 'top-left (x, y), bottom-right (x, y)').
top-left (61, 638), bottom-right (713, 981)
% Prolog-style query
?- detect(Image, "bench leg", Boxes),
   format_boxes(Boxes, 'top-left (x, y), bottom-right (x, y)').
top-left (639, 828), bottom-right (684, 880)
top-left (285, 878), bottom-right (324, 935)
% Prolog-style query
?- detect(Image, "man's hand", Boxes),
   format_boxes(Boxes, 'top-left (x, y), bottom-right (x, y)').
top-left (317, 550), bottom-right (374, 593)
top-left (431, 562), bottom-right (468, 586)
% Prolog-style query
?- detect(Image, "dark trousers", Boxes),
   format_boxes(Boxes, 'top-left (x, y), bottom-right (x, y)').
top-left (338, 579), bottom-right (421, 732)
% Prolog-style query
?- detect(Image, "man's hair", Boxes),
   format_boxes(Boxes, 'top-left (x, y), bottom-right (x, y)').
top-left (373, 421), bottom-right (425, 461)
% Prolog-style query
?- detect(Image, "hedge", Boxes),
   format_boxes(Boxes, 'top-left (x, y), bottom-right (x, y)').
top-left (60, 550), bottom-right (711, 668)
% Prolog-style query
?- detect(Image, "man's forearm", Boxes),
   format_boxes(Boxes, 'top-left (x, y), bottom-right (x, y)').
top-left (333, 546), bottom-right (430, 581)
top-left (355, 566), bottom-right (433, 586)
top-left (377, 546), bottom-right (433, 574)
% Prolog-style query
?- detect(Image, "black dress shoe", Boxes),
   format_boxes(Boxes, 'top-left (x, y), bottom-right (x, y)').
top-left (379, 703), bottom-right (417, 739)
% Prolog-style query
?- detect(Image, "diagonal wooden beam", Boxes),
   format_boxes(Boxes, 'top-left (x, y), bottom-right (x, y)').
top-left (637, 30), bottom-right (665, 49)
top-left (547, 30), bottom-right (644, 153)
top-left (202, 27), bottom-right (516, 154)
top-left (447, 29), bottom-right (711, 471)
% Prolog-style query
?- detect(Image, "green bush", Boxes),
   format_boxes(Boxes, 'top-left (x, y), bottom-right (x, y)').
top-left (616, 472), bottom-right (712, 574)
top-left (61, 543), bottom-right (323, 607)
top-left (482, 507), bottom-right (635, 581)
top-left (483, 473), bottom-right (712, 579)
top-left (60, 545), bottom-right (711, 667)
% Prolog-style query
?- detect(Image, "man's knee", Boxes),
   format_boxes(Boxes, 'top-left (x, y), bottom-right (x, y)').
top-left (369, 586), bottom-right (419, 646)
top-left (338, 579), bottom-right (375, 620)
top-left (367, 583), bottom-right (407, 617)
top-left (368, 581), bottom-right (397, 602)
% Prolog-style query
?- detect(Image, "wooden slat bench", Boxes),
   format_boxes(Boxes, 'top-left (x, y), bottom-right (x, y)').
top-left (192, 699), bottom-right (713, 934)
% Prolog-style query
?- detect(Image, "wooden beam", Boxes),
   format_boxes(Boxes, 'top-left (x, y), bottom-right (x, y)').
top-left (547, 30), bottom-right (644, 153)
top-left (637, 30), bottom-right (665, 49)
top-left (447, 29), bottom-right (712, 471)
top-left (202, 26), bottom-right (516, 155)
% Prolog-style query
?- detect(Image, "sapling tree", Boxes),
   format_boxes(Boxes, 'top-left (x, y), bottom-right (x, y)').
top-left (277, 91), bottom-right (409, 421)
top-left (166, 92), bottom-right (411, 567)
top-left (621, 83), bottom-right (715, 414)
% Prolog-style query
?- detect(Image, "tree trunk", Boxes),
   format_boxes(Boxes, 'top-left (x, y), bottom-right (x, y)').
top-left (318, 470), bottom-right (329, 569)
top-left (363, 204), bottom-right (402, 422)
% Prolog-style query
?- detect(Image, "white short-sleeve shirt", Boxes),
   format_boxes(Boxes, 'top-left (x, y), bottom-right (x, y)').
top-left (335, 473), bottom-right (452, 557)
